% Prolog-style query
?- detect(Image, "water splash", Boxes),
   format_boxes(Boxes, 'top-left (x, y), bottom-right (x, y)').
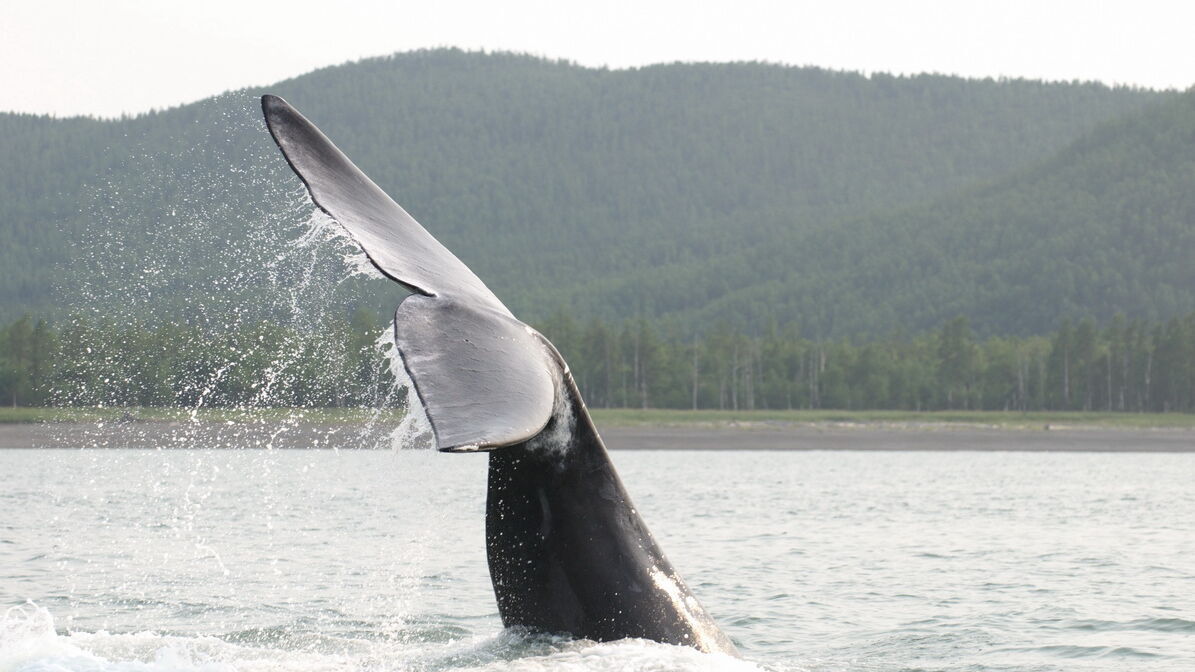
top-left (0, 603), bottom-right (65, 672)
top-left (0, 603), bottom-right (763, 672)
top-left (376, 326), bottom-right (434, 451)
top-left (51, 93), bottom-right (431, 452)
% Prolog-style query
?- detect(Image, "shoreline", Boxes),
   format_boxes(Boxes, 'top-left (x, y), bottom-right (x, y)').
top-left (3, 407), bottom-right (1195, 430)
top-left (3, 420), bottom-right (1191, 452)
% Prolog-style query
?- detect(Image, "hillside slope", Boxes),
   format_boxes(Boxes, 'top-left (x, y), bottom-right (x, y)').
top-left (669, 87), bottom-right (1195, 336)
top-left (0, 49), bottom-right (1175, 334)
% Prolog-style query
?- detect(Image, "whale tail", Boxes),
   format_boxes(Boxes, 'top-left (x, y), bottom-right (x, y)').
top-left (262, 94), bottom-right (737, 656)
top-left (261, 95), bottom-right (557, 452)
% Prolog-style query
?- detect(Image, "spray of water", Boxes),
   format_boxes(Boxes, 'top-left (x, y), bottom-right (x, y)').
top-left (376, 327), bottom-right (435, 451)
top-left (24, 94), bottom-right (446, 661)
top-left (52, 93), bottom-right (431, 452)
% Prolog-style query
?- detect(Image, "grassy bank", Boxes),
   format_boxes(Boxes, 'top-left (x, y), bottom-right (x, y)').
top-left (589, 408), bottom-right (1195, 429)
top-left (3, 406), bottom-right (1193, 430)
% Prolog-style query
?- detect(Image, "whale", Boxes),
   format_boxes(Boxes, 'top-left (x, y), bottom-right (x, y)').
top-left (260, 94), bottom-right (736, 655)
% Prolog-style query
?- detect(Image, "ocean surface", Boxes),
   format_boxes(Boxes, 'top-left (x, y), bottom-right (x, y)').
top-left (2, 442), bottom-right (1194, 671)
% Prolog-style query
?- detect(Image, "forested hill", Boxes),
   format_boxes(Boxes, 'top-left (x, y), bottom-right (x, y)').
top-left (0, 49), bottom-right (1182, 335)
top-left (739, 87), bottom-right (1195, 337)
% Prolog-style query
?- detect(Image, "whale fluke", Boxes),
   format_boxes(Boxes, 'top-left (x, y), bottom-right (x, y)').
top-left (262, 95), bottom-right (555, 451)
top-left (261, 95), bottom-right (497, 304)
top-left (261, 94), bottom-right (737, 655)
top-left (393, 294), bottom-right (556, 451)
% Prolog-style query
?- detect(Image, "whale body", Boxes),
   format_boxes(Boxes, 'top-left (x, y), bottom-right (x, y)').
top-left (260, 94), bottom-right (736, 654)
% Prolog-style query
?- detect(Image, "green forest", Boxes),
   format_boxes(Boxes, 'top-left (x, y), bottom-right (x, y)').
top-left (2, 50), bottom-right (1192, 337)
top-left (2, 50), bottom-right (1193, 414)
top-left (3, 311), bottom-right (1193, 413)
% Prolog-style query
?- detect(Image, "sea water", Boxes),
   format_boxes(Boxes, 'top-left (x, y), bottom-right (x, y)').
top-left (14, 95), bottom-right (1195, 671)
top-left (2, 447), bottom-right (1193, 672)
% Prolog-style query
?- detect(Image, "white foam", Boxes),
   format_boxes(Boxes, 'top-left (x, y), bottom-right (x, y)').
top-left (1, 606), bottom-right (766, 672)
top-left (2, 605), bottom-right (348, 672)
top-left (453, 635), bottom-right (762, 672)
top-left (1, 604), bottom-right (90, 672)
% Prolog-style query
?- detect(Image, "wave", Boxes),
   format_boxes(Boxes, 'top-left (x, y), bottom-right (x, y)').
top-left (1022, 644), bottom-right (1161, 659)
top-left (1, 604), bottom-right (766, 672)
top-left (1063, 616), bottom-right (1195, 634)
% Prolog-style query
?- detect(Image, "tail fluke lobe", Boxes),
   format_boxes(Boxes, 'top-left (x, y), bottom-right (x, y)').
top-left (261, 95), bottom-right (506, 308)
top-left (394, 295), bottom-right (555, 451)
top-left (262, 95), bottom-right (556, 451)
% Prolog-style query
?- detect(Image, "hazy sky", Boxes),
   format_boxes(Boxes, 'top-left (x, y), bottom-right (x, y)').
top-left (5, 0), bottom-right (1195, 118)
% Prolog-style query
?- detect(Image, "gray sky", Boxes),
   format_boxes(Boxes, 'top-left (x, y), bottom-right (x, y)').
top-left (5, 0), bottom-right (1195, 118)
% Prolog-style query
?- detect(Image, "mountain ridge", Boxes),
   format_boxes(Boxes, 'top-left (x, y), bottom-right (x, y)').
top-left (0, 49), bottom-right (1186, 336)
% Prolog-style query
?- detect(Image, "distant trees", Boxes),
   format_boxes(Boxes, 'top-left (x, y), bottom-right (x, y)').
top-left (0, 315), bottom-right (56, 407)
top-left (3, 311), bottom-right (1193, 413)
top-left (0, 311), bottom-right (396, 409)
top-left (565, 312), bottom-right (1195, 413)
top-left (936, 316), bottom-right (977, 409)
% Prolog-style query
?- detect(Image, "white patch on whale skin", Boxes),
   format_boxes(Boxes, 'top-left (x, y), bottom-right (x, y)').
top-left (523, 332), bottom-right (575, 459)
top-left (647, 566), bottom-right (723, 654)
top-left (523, 377), bottom-right (574, 458)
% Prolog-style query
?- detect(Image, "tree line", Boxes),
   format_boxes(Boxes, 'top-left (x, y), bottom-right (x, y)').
top-left (3, 311), bottom-right (1192, 413)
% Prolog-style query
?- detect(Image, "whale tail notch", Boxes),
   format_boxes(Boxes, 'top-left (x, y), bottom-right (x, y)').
top-left (261, 94), bottom-right (557, 452)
